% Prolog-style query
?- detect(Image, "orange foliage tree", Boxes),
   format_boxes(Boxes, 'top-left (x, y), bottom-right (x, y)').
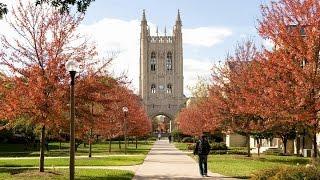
top-left (0, 1), bottom-right (95, 172)
top-left (258, 0), bottom-right (320, 158)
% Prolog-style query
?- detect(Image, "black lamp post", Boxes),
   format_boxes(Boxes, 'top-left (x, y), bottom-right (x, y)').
top-left (122, 106), bottom-right (128, 154)
top-left (66, 59), bottom-right (79, 180)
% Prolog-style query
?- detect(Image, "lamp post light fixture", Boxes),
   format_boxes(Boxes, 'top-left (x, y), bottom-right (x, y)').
top-left (122, 106), bottom-right (128, 154)
top-left (66, 59), bottom-right (79, 180)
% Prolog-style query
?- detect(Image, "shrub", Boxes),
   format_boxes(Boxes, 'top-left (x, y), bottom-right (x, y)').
top-left (147, 137), bottom-right (157, 141)
top-left (182, 137), bottom-right (193, 143)
top-left (187, 143), bottom-right (195, 150)
top-left (211, 142), bottom-right (228, 150)
top-left (251, 166), bottom-right (320, 180)
top-left (171, 130), bottom-right (182, 142)
top-left (227, 147), bottom-right (248, 155)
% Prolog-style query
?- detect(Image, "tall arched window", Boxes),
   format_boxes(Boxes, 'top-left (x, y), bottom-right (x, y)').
top-left (151, 84), bottom-right (156, 93)
top-left (151, 52), bottom-right (156, 71)
top-left (167, 84), bottom-right (172, 93)
top-left (166, 52), bottom-right (172, 71)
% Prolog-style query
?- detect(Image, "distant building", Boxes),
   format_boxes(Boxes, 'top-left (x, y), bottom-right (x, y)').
top-left (139, 10), bottom-right (187, 131)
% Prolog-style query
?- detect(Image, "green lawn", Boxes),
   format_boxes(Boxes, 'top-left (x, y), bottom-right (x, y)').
top-left (0, 141), bottom-right (154, 157)
top-left (206, 154), bottom-right (310, 178)
top-left (174, 142), bottom-right (312, 178)
top-left (174, 142), bottom-right (193, 152)
top-left (0, 169), bottom-right (134, 180)
top-left (0, 155), bottom-right (146, 167)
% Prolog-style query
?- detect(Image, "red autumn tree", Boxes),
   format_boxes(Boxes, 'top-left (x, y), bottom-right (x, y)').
top-left (258, 0), bottom-right (320, 158)
top-left (0, 1), bottom-right (95, 172)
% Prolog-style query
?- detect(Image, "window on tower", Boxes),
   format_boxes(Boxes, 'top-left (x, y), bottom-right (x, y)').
top-left (151, 52), bottom-right (156, 71)
top-left (167, 84), bottom-right (172, 93)
top-left (151, 84), bottom-right (156, 93)
top-left (166, 52), bottom-right (173, 71)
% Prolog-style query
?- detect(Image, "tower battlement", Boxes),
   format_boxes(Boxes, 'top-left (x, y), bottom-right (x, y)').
top-left (149, 36), bottom-right (173, 43)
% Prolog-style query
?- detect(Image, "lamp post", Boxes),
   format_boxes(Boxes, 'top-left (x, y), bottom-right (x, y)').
top-left (66, 59), bottom-right (79, 180)
top-left (122, 106), bottom-right (128, 154)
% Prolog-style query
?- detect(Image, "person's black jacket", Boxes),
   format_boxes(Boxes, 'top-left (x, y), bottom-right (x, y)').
top-left (193, 139), bottom-right (211, 155)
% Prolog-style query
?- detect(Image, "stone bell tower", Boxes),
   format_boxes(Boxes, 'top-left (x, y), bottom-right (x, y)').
top-left (139, 10), bottom-right (186, 121)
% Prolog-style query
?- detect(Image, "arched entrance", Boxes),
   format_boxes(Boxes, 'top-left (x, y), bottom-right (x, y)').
top-left (151, 114), bottom-right (173, 134)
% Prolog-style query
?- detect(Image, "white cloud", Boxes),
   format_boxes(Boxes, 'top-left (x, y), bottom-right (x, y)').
top-left (184, 58), bottom-right (212, 96)
top-left (183, 27), bottom-right (232, 47)
top-left (263, 39), bottom-right (274, 50)
top-left (79, 18), bottom-right (142, 93)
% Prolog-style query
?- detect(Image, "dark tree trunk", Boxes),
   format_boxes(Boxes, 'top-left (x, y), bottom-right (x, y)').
top-left (39, 125), bottom-right (46, 172)
top-left (118, 139), bottom-right (121, 149)
top-left (135, 136), bottom-right (138, 149)
top-left (283, 137), bottom-right (288, 155)
top-left (313, 132), bottom-right (318, 158)
top-left (109, 139), bottom-right (112, 153)
top-left (296, 136), bottom-right (301, 157)
top-left (257, 139), bottom-right (261, 157)
top-left (246, 134), bottom-right (251, 157)
top-left (88, 128), bottom-right (92, 158)
top-left (59, 141), bottom-right (62, 150)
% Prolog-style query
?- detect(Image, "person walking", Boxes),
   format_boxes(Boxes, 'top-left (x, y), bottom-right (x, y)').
top-left (158, 132), bottom-right (161, 140)
top-left (168, 134), bottom-right (172, 143)
top-left (193, 135), bottom-right (211, 177)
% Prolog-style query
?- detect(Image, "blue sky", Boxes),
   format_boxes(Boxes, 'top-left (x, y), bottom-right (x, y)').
top-left (1, 0), bottom-right (273, 96)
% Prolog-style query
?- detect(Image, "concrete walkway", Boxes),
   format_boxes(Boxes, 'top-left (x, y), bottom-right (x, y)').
top-left (133, 140), bottom-right (237, 180)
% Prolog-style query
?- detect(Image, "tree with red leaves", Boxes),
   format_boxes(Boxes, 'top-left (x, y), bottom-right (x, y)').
top-left (0, 1), bottom-right (95, 172)
top-left (258, 0), bottom-right (320, 158)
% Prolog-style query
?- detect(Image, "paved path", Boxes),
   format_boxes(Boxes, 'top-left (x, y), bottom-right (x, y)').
top-left (133, 140), bottom-right (238, 180)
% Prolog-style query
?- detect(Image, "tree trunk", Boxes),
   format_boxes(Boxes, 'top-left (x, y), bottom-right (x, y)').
top-left (313, 132), bottom-right (318, 158)
top-left (39, 125), bottom-right (45, 172)
top-left (135, 136), bottom-right (138, 149)
top-left (59, 141), bottom-right (62, 150)
top-left (109, 139), bottom-right (112, 153)
top-left (257, 139), bottom-right (261, 157)
top-left (88, 128), bottom-right (92, 158)
top-left (296, 136), bottom-right (301, 157)
top-left (118, 139), bottom-right (121, 149)
top-left (283, 138), bottom-right (288, 155)
top-left (246, 134), bottom-right (251, 157)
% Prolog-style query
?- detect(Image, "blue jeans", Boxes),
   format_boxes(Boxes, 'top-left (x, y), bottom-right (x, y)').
top-left (198, 155), bottom-right (208, 175)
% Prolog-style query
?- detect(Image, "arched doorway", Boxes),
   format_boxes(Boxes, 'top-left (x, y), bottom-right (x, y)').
top-left (151, 114), bottom-right (173, 135)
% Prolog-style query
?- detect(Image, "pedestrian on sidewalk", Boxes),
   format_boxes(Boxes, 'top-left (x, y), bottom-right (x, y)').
top-left (193, 134), bottom-right (211, 177)
top-left (158, 132), bottom-right (161, 140)
top-left (168, 134), bottom-right (172, 143)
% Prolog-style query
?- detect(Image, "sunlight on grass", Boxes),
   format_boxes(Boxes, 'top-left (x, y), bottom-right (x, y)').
top-left (0, 169), bottom-right (134, 180)
top-left (0, 155), bottom-right (146, 167)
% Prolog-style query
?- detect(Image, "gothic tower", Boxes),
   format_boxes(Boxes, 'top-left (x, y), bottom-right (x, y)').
top-left (139, 10), bottom-right (186, 121)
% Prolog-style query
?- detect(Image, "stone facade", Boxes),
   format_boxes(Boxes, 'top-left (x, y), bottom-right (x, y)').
top-left (139, 10), bottom-right (186, 120)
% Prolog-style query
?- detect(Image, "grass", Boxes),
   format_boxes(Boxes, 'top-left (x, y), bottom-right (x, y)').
top-left (174, 142), bottom-right (193, 152)
top-left (174, 142), bottom-right (312, 178)
top-left (0, 168), bottom-right (134, 180)
top-left (0, 155), bottom-right (146, 167)
top-left (206, 154), bottom-right (311, 178)
top-left (0, 141), bottom-right (154, 157)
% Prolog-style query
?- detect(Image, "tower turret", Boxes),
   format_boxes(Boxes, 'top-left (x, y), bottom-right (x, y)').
top-left (141, 9), bottom-right (148, 37)
top-left (174, 9), bottom-right (182, 37)
top-left (139, 9), bottom-right (148, 98)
